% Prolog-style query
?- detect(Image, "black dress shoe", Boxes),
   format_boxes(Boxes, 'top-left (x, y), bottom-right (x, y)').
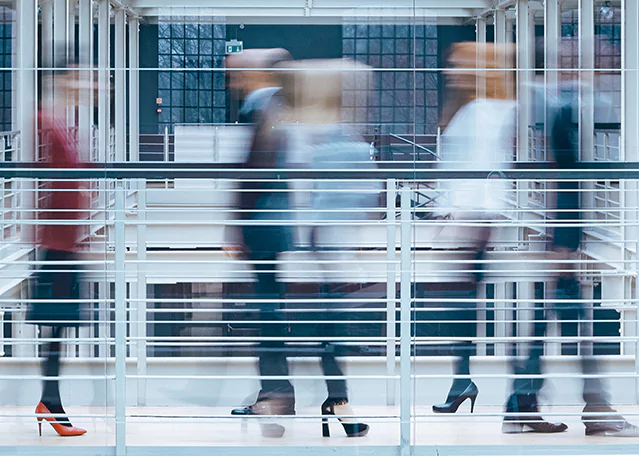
top-left (231, 389), bottom-right (295, 416)
top-left (231, 400), bottom-right (295, 417)
top-left (583, 404), bottom-right (639, 437)
top-left (230, 389), bottom-right (295, 438)
top-left (502, 393), bottom-right (568, 434)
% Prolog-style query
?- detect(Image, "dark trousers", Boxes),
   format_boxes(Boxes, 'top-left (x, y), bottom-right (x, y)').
top-left (316, 284), bottom-right (348, 400)
top-left (243, 226), bottom-right (293, 396)
top-left (510, 277), bottom-right (609, 407)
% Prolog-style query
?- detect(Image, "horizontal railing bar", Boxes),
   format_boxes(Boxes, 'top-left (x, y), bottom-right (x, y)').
top-left (4, 162), bottom-right (639, 179)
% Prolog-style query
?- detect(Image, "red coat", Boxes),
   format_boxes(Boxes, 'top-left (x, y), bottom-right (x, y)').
top-left (37, 112), bottom-right (87, 252)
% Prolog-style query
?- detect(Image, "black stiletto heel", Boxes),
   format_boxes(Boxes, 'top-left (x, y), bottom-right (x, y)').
top-left (432, 382), bottom-right (479, 414)
top-left (321, 398), bottom-right (369, 438)
top-left (322, 417), bottom-right (330, 437)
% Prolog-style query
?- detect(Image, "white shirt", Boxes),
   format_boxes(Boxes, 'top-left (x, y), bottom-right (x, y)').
top-left (437, 98), bottom-right (516, 215)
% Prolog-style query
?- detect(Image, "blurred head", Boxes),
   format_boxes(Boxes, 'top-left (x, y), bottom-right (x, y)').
top-left (225, 48), bottom-right (292, 98)
top-left (277, 58), bottom-right (371, 124)
top-left (445, 42), bottom-right (515, 100)
top-left (42, 49), bottom-right (100, 110)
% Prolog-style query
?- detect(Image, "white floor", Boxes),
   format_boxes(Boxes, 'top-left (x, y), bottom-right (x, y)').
top-left (1, 405), bottom-right (638, 449)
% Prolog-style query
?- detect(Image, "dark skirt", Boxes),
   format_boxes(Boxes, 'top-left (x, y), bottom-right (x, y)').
top-left (26, 249), bottom-right (86, 327)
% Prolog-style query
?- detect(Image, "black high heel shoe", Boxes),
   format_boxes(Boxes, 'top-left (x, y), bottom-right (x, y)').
top-left (432, 382), bottom-right (478, 413)
top-left (321, 398), bottom-right (369, 437)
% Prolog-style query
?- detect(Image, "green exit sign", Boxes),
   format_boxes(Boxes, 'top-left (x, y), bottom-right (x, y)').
top-left (225, 40), bottom-right (243, 55)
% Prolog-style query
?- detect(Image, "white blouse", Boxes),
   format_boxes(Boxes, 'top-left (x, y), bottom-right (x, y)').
top-left (437, 98), bottom-right (516, 215)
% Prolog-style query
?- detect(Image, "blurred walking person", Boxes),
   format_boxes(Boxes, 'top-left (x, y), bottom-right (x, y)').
top-left (501, 82), bottom-right (639, 436)
top-left (225, 48), bottom-right (295, 438)
top-left (276, 58), bottom-right (374, 437)
top-left (26, 59), bottom-right (92, 437)
top-left (431, 42), bottom-right (516, 414)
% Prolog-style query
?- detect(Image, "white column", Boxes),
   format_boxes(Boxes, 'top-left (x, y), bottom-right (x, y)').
top-left (476, 16), bottom-right (487, 99)
top-left (545, 280), bottom-right (561, 356)
top-left (78, 0), bottom-right (93, 162)
top-left (494, 8), bottom-right (508, 103)
top-left (15, 0), bottom-right (38, 357)
top-left (516, 282), bottom-right (536, 357)
top-left (129, 17), bottom-right (140, 162)
top-left (622, 0), bottom-right (639, 244)
top-left (545, 0), bottom-right (561, 130)
top-left (579, 0), bottom-right (595, 162)
top-left (53, 0), bottom-right (67, 120)
top-left (114, 8), bottom-right (126, 162)
top-left (495, 9), bottom-right (506, 45)
top-left (579, 280), bottom-right (594, 356)
top-left (53, 0), bottom-right (66, 61)
top-left (41, 0), bottom-right (54, 121)
top-left (516, 0), bottom-right (534, 248)
top-left (98, 0), bottom-right (110, 163)
top-left (67, 0), bottom-right (76, 128)
top-left (506, 13), bottom-right (514, 99)
top-left (114, 181), bottom-right (127, 453)
top-left (516, 0), bottom-right (533, 162)
top-left (494, 282), bottom-right (513, 357)
top-left (15, 0), bottom-right (37, 162)
top-left (135, 180), bottom-right (147, 405)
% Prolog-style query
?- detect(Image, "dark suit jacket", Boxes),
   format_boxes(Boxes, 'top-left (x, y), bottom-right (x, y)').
top-left (234, 89), bottom-right (293, 256)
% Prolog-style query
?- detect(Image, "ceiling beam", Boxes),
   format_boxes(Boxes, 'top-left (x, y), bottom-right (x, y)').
top-left (134, 8), bottom-right (479, 18)
top-left (126, 0), bottom-right (492, 7)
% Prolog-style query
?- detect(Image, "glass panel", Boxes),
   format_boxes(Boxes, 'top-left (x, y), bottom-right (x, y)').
top-left (7, 1), bottom-right (639, 455)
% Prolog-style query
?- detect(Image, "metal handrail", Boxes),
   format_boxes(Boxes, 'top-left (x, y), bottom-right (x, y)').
top-left (389, 133), bottom-right (438, 159)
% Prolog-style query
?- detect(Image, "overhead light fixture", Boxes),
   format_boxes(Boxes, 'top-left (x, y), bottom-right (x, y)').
top-left (600, 1), bottom-right (614, 21)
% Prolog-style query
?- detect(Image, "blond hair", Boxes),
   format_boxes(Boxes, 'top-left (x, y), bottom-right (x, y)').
top-left (276, 58), bottom-right (372, 124)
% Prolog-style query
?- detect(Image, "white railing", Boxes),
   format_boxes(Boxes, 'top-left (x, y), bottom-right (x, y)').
top-left (0, 131), bottom-right (21, 244)
top-left (593, 130), bottom-right (621, 239)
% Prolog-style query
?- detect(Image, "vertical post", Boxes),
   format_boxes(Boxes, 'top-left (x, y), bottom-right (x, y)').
top-left (399, 188), bottom-right (412, 456)
top-left (163, 126), bottom-right (169, 162)
top-left (516, 282), bottom-right (535, 357)
top-left (516, 0), bottom-right (533, 161)
top-left (505, 14), bottom-right (515, 101)
top-left (78, 0), bottom-right (94, 162)
top-left (579, 0), bottom-right (595, 162)
top-left (114, 7), bottom-right (126, 162)
top-left (495, 8), bottom-right (506, 46)
top-left (114, 180), bottom-right (127, 455)
top-left (136, 179), bottom-right (147, 405)
top-left (622, 0), bottom-right (639, 247)
top-left (98, 0), bottom-right (110, 163)
top-left (15, 0), bottom-right (38, 357)
top-left (53, 0), bottom-right (67, 122)
top-left (129, 16), bottom-right (140, 162)
top-left (494, 283), bottom-right (508, 356)
top-left (15, 0), bottom-right (37, 232)
top-left (622, 2), bottom-right (639, 402)
top-left (545, 280), bottom-right (561, 356)
top-left (635, 241), bottom-right (639, 402)
top-left (67, 1), bottom-right (76, 129)
top-left (580, 279), bottom-right (595, 356)
top-left (386, 178), bottom-right (397, 406)
top-left (476, 283), bottom-right (487, 356)
top-left (545, 0), bottom-right (561, 138)
top-left (579, 0), bottom-right (596, 233)
top-left (495, 7), bottom-right (507, 100)
top-left (41, 0), bottom-right (54, 121)
top-left (476, 16), bottom-right (487, 100)
top-left (516, 0), bottom-right (533, 248)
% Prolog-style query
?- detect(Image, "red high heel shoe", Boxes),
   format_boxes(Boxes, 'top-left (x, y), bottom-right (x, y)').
top-left (35, 402), bottom-right (87, 437)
